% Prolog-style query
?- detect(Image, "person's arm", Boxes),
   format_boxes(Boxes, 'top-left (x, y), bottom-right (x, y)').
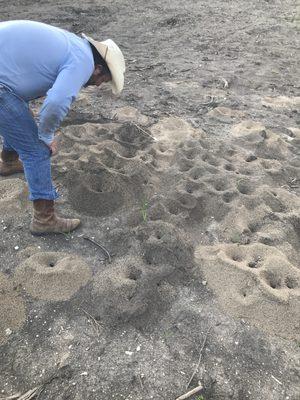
top-left (38, 62), bottom-right (92, 146)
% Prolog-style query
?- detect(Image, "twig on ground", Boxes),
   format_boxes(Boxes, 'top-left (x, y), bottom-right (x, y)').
top-left (186, 326), bottom-right (213, 389)
top-left (138, 375), bottom-right (144, 389)
top-left (79, 307), bottom-right (101, 335)
top-left (83, 235), bottom-right (112, 263)
top-left (220, 77), bottom-right (229, 88)
top-left (2, 366), bottom-right (70, 400)
top-left (1, 386), bottom-right (42, 400)
top-left (175, 384), bottom-right (203, 400)
top-left (198, 96), bottom-right (215, 107)
top-left (271, 375), bottom-right (283, 385)
top-left (132, 123), bottom-right (156, 141)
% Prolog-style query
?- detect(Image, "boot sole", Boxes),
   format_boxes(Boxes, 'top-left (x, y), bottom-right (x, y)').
top-left (0, 170), bottom-right (24, 176)
top-left (30, 230), bottom-right (78, 236)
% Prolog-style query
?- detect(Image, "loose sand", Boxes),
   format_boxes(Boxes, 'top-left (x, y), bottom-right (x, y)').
top-left (0, 0), bottom-right (299, 399)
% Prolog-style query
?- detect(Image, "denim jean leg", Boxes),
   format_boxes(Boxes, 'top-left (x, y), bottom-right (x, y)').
top-left (1, 136), bottom-right (15, 152)
top-left (0, 89), bottom-right (58, 200)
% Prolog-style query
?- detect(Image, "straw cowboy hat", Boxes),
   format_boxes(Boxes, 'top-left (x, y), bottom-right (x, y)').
top-left (82, 34), bottom-right (126, 95)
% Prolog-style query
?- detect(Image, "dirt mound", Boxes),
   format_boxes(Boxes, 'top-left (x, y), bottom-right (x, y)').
top-left (0, 0), bottom-right (300, 395)
top-left (54, 121), bottom-right (155, 216)
top-left (195, 243), bottom-right (300, 339)
top-left (150, 116), bottom-right (204, 144)
top-left (15, 252), bottom-right (92, 301)
top-left (262, 96), bottom-right (300, 110)
top-left (92, 221), bottom-right (193, 326)
top-left (92, 255), bottom-right (164, 324)
top-left (0, 272), bottom-right (26, 345)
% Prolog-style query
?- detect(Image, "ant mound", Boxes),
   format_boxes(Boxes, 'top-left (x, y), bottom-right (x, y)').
top-left (0, 272), bottom-right (26, 345)
top-left (0, 178), bottom-right (28, 214)
top-left (67, 168), bottom-right (147, 217)
top-left (114, 106), bottom-right (149, 125)
top-left (150, 117), bottom-right (205, 144)
top-left (92, 255), bottom-right (170, 326)
top-left (14, 252), bottom-right (92, 301)
top-left (262, 96), bottom-right (300, 110)
top-left (137, 220), bottom-right (194, 275)
top-left (195, 243), bottom-right (300, 340)
top-left (207, 106), bottom-right (245, 122)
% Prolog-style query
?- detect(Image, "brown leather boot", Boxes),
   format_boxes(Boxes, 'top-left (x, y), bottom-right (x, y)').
top-left (0, 149), bottom-right (24, 176)
top-left (30, 199), bottom-right (81, 235)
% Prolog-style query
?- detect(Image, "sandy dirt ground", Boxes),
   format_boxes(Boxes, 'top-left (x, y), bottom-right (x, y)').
top-left (0, 0), bottom-right (300, 399)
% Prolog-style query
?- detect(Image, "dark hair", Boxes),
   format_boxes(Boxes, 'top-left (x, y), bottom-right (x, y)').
top-left (90, 43), bottom-right (111, 76)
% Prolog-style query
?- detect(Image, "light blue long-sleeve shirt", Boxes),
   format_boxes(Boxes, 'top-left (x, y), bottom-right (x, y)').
top-left (0, 20), bottom-right (95, 145)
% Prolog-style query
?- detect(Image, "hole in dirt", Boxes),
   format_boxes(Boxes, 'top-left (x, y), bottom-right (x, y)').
top-left (285, 277), bottom-right (298, 289)
top-left (48, 262), bottom-right (55, 268)
top-left (167, 202), bottom-right (181, 215)
top-left (178, 193), bottom-right (197, 209)
top-left (222, 192), bottom-right (236, 203)
top-left (214, 181), bottom-right (228, 191)
top-left (121, 149), bottom-right (136, 159)
top-left (128, 269), bottom-right (142, 281)
top-left (185, 182), bottom-right (199, 194)
top-left (159, 145), bottom-right (167, 153)
top-left (178, 160), bottom-right (193, 172)
top-left (237, 180), bottom-right (254, 195)
top-left (224, 164), bottom-right (235, 171)
top-left (227, 149), bottom-right (236, 157)
top-left (239, 169), bottom-right (252, 176)
top-left (248, 260), bottom-right (259, 268)
top-left (88, 176), bottom-right (104, 193)
top-left (186, 139), bottom-right (198, 148)
top-left (189, 167), bottom-right (203, 181)
top-left (116, 123), bottom-right (148, 146)
top-left (202, 154), bottom-right (219, 166)
top-left (263, 271), bottom-right (282, 289)
top-left (185, 149), bottom-right (197, 160)
top-left (245, 154), bottom-right (257, 162)
top-left (232, 254), bottom-right (243, 262)
top-left (248, 222), bottom-right (259, 233)
top-left (68, 172), bottom-right (125, 217)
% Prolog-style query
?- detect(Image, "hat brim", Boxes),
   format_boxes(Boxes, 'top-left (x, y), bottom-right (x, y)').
top-left (82, 34), bottom-right (125, 95)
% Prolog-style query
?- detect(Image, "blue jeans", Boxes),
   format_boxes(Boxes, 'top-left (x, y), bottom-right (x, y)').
top-left (0, 85), bottom-right (58, 201)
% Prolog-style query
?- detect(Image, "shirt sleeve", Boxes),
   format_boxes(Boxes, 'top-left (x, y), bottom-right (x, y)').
top-left (38, 61), bottom-right (92, 145)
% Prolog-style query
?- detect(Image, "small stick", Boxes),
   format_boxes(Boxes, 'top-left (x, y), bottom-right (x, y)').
top-left (221, 77), bottom-right (229, 88)
top-left (2, 387), bottom-right (42, 400)
top-left (80, 307), bottom-right (101, 334)
top-left (83, 236), bottom-right (112, 263)
top-left (175, 384), bottom-right (203, 400)
top-left (186, 326), bottom-right (212, 389)
top-left (132, 123), bottom-right (156, 141)
top-left (138, 375), bottom-right (144, 389)
top-left (271, 375), bottom-right (282, 385)
top-left (198, 96), bottom-right (215, 106)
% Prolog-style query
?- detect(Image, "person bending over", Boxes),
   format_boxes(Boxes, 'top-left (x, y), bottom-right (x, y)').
top-left (0, 20), bottom-right (125, 235)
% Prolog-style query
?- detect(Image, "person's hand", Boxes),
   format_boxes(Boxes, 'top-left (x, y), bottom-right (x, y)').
top-left (49, 137), bottom-right (59, 155)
